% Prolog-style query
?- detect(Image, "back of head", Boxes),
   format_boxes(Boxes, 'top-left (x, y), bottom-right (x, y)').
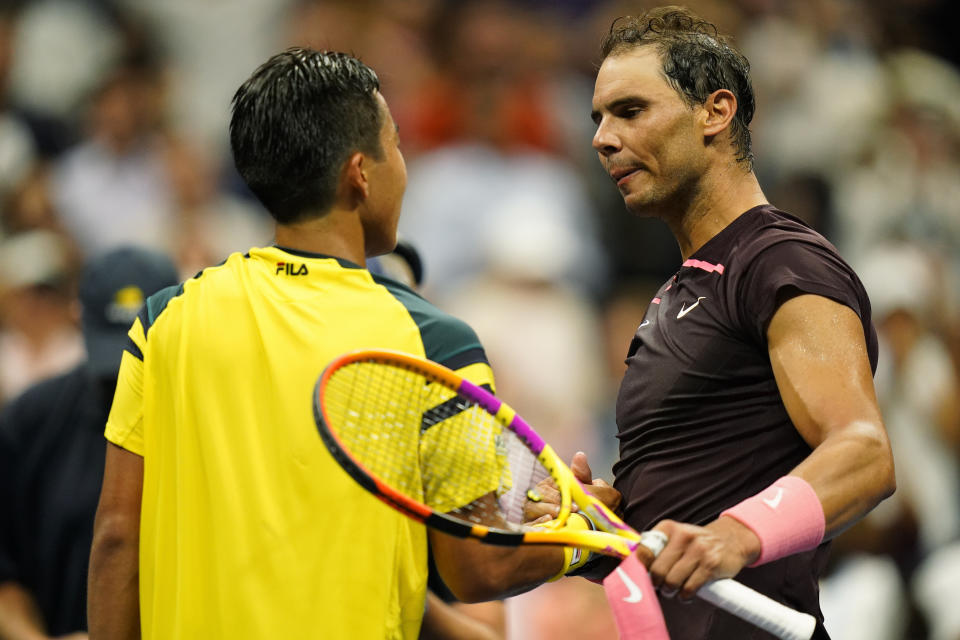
top-left (79, 246), bottom-right (179, 378)
top-left (601, 6), bottom-right (755, 167)
top-left (229, 48), bottom-right (383, 224)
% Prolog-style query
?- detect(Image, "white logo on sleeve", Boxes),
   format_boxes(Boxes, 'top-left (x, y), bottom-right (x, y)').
top-left (677, 297), bottom-right (706, 319)
top-left (638, 319), bottom-right (651, 329)
top-left (762, 488), bottom-right (784, 509)
top-left (616, 567), bottom-right (644, 603)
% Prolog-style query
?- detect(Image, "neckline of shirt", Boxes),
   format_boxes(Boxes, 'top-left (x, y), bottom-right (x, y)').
top-left (271, 245), bottom-right (364, 270)
top-left (688, 203), bottom-right (776, 261)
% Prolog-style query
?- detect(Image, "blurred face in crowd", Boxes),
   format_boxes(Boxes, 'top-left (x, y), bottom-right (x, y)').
top-left (0, 14), bottom-right (13, 96)
top-left (91, 70), bottom-right (163, 153)
top-left (362, 92), bottom-right (407, 258)
top-left (591, 47), bottom-right (708, 217)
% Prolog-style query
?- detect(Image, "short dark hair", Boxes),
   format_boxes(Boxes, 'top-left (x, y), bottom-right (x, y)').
top-left (230, 48), bottom-right (383, 224)
top-left (601, 6), bottom-right (755, 168)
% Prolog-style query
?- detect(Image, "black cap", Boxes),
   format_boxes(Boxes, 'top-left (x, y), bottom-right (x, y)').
top-left (368, 238), bottom-right (424, 288)
top-left (79, 246), bottom-right (179, 378)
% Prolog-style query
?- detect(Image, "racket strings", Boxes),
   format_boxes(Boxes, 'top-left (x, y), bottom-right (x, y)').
top-left (322, 360), bottom-right (550, 531)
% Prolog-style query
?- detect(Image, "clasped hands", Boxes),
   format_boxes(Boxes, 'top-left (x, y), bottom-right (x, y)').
top-left (523, 452), bottom-right (757, 599)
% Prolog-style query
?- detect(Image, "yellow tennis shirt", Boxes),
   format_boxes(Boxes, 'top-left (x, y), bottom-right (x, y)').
top-left (105, 246), bottom-right (496, 639)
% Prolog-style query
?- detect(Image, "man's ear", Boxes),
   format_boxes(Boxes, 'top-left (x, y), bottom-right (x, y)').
top-left (340, 151), bottom-right (368, 206)
top-left (702, 89), bottom-right (737, 138)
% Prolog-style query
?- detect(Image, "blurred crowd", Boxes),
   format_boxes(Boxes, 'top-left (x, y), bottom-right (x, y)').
top-left (1, 0), bottom-right (958, 638)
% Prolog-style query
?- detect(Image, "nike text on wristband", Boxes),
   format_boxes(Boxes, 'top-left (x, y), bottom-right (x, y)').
top-left (720, 475), bottom-right (825, 567)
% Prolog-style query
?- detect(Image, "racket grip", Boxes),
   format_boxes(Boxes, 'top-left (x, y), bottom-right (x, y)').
top-left (697, 579), bottom-right (816, 640)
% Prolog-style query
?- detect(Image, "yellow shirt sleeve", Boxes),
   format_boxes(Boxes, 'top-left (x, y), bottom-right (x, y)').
top-left (104, 318), bottom-right (147, 455)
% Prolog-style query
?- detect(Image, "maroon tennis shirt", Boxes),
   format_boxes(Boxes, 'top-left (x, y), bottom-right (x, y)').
top-left (613, 205), bottom-right (877, 639)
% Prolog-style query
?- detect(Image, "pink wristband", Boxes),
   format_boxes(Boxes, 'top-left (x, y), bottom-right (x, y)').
top-left (720, 475), bottom-right (825, 567)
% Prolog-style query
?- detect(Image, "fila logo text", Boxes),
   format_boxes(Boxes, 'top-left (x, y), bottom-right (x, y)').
top-left (276, 262), bottom-right (309, 276)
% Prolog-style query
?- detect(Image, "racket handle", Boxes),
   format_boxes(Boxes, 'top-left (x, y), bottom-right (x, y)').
top-left (697, 579), bottom-right (817, 640)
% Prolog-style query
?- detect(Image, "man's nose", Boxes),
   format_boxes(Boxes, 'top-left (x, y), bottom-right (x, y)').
top-left (592, 121), bottom-right (621, 156)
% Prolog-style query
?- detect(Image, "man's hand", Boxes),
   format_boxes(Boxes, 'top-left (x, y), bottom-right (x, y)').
top-left (523, 451), bottom-right (621, 523)
top-left (640, 517), bottom-right (761, 600)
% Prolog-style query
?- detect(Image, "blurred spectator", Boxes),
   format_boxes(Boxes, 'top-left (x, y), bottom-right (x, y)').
top-left (912, 541), bottom-right (960, 640)
top-left (1, 166), bottom-right (78, 243)
top-left (442, 213), bottom-right (609, 466)
top-left (117, 0), bottom-right (294, 153)
top-left (507, 576), bottom-right (617, 640)
top-left (367, 237), bottom-right (425, 290)
top-left (0, 7), bottom-right (37, 204)
top-left (5, 0), bottom-right (123, 127)
top-left (743, 2), bottom-right (888, 190)
top-left (767, 171), bottom-right (836, 240)
top-left (163, 139), bottom-right (271, 277)
top-left (400, 147), bottom-right (607, 303)
top-left (0, 246), bottom-right (179, 639)
top-left (821, 554), bottom-right (910, 640)
top-left (50, 57), bottom-right (174, 256)
top-left (820, 242), bottom-right (960, 639)
top-left (832, 59), bottom-right (960, 271)
top-left (863, 243), bottom-right (960, 555)
top-left (0, 230), bottom-right (82, 404)
top-left (408, 0), bottom-right (562, 154)
top-left (286, 0), bottom-right (436, 158)
top-left (0, 102), bottom-right (34, 203)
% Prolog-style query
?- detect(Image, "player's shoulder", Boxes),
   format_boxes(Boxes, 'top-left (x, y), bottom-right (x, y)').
top-left (140, 251), bottom-right (251, 332)
top-left (722, 205), bottom-right (847, 277)
top-left (734, 206), bottom-right (835, 255)
top-left (371, 272), bottom-right (486, 368)
top-left (142, 282), bottom-right (186, 329)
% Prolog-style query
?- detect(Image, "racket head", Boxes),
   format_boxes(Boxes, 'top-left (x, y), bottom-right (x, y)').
top-left (313, 349), bottom-right (638, 555)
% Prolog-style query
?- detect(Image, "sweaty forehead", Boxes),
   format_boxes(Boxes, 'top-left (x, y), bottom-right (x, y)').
top-left (592, 47), bottom-right (671, 108)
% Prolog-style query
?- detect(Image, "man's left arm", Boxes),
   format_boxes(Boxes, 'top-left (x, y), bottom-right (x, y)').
top-left (765, 293), bottom-right (895, 535)
top-left (87, 443), bottom-right (143, 640)
top-left (645, 294), bottom-right (895, 598)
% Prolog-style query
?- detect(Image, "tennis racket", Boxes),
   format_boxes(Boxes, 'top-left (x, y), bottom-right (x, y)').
top-left (312, 349), bottom-right (816, 640)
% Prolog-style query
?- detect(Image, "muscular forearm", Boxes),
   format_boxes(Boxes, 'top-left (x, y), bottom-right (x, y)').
top-left (429, 531), bottom-right (563, 603)
top-left (0, 581), bottom-right (47, 640)
top-left (790, 419), bottom-right (895, 539)
top-left (767, 295), bottom-right (897, 540)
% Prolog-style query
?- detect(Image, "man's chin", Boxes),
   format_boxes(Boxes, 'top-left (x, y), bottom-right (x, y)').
top-left (366, 234), bottom-right (399, 259)
top-left (623, 195), bottom-right (657, 218)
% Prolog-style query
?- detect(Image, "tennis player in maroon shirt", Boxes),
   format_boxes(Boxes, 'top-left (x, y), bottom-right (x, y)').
top-left (574, 6), bottom-right (895, 638)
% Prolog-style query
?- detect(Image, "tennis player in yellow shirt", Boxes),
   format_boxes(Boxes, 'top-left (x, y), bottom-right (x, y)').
top-left (87, 48), bottom-right (614, 640)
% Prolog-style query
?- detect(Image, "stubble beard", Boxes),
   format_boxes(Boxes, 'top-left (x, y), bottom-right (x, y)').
top-left (623, 171), bottom-right (701, 223)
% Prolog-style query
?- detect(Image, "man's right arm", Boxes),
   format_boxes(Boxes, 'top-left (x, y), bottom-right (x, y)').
top-left (87, 443), bottom-right (142, 640)
top-left (430, 451), bottom-right (623, 601)
top-left (428, 527), bottom-right (564, 603)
